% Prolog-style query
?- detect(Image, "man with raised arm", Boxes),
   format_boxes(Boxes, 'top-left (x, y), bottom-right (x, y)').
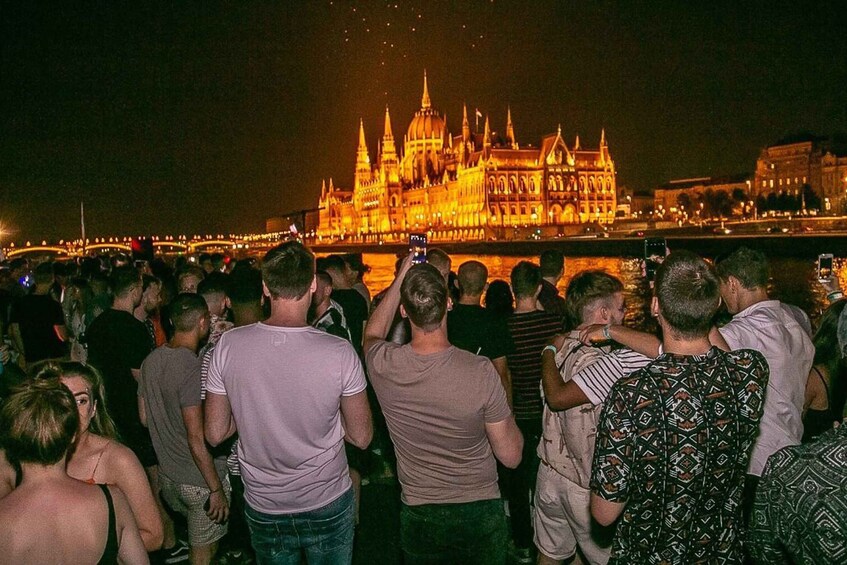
top-left (364, 256), bottom-right (523, 565)
top-left (204, 241), bottom-right (372, 564)
top-left (590, 251), bottom-right (769, 564)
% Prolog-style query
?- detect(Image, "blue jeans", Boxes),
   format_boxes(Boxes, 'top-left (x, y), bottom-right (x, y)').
top-left (244, 488), bottom-right (355, 565)
top-left (400, 498), bottom-right (508, 564)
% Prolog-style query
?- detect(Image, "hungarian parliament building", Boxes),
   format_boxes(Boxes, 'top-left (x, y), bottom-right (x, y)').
top-left (315, 73), bottom-right (617, 242)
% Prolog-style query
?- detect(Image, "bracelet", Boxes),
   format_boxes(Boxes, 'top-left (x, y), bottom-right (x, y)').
top-left (602, 324), bottom-right (612, 340)
top-left (827, 291), bottom-right (843, 302)
top-left (541, 344), bottom-right (558, 356)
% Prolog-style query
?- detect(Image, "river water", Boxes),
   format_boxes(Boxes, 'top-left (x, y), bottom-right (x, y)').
top-left (359, 253), bottom-right (840, 331)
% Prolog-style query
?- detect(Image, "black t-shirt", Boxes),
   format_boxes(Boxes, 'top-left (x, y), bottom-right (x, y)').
top-left (447, 303), bottom-right (513, 360)
top-left (86, 309), bottom-right (153, 438)
top-left (332, 288), bottom-right (369, 355)
top-left (9, 293), bottom-right (65, 363)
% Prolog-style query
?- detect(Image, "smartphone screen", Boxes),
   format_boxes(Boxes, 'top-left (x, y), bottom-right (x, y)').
top-left (644, 238), bottom-right (667, 282)
top-left (410, 233), bottom-right (427, 264)
top-left (818, 254), bottom-right (834, 282)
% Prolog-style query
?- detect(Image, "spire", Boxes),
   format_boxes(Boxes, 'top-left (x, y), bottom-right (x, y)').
top-left (557, 123), bottom-right (562, 137)
top-left (421, 70), bottom-right (431, 109)
top-left (383, 105), bottom-right (394, 139)
top-left (600, 128), bottom-right (607, 146)
top-left (381, 105), bottom-right (397, 163)
top-left (358, 119), bottom-right (368, 153)
top-left (506, 106), bottom-right (517, 149)
top-left (574, 135), bottom-right (580, 150)
top-left (320, 179), bottom-right (327, 198)
top-left (462, 103), bottom-right (470, 142)
top-left (483, 114), bottom-right (491, 148)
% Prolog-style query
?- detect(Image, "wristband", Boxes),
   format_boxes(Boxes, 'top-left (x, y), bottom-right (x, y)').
top-left (542, 345), bottom-right (558, 356)
top-left (827, 291), bottom-right (843, 302)
top-left (602, 324), bottom-right (612, 340)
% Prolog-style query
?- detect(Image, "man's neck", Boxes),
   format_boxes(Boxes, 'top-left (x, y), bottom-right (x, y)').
top-left (735, 288), bottom-right (769, 313)
top-left (33, 284), bottom-right (51, 296)
top-left (232, 304), bottom-right (263, 327)
top-left (133, 305), bottom-right (148, 322)
top-left (661, 331), bottom-right (712, 356)
top-left (111, 297), bottom-right (135, 314)
top-left (265, 298), bottom-right (309, 328)
top-left (410, 324), bottom-right (451, 354)
top-left (313, 299), bottom-right (331, 320)
top-left (169, 331), bottom-right (200, 354)
top-left (514, 296), bottom-right (538, 313)
top-left (457, 294), bottom-right (482, 306)
top-left (542, 276), bottom-right (559, 286)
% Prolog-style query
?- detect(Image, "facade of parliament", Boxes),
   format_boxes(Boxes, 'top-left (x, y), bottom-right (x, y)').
top-left (315, 73), bottom-right (617, 242)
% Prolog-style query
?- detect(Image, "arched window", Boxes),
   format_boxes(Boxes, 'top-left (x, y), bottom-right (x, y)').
top-left (509, 177), bottom-right (516, 192)
top-left (530, 178), bottom-right (536, 193)
top-left (499, 178), bottom-right (505, 193)
top-left (548, 177), bottom-right (556, 191)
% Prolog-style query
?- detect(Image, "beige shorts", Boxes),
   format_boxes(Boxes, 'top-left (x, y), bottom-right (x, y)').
top-left (160, 474), bottom-right (230, 547)
top-left (533, 462), bottom-right (613, 564)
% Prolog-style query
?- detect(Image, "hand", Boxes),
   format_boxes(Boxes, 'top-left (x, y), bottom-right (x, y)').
top-left (205, 489), bottom-right (229, 524)
top-left (579, 324), bottom-right (607, 345)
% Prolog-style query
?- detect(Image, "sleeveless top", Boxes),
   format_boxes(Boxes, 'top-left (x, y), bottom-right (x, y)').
top-left (98, 484), bottom-right (119, 565)
top-left (802, 366), bottom-right (835, 442)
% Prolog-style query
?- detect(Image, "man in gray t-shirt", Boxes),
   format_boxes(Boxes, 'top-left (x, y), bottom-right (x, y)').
top-left (140, 293), bottom-right (228, 564)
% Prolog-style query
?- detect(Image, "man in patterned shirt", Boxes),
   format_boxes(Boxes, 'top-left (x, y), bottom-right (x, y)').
top-left (748, 423), bottom-right (847, 564)
top-left (590, 251), bottom-right (769, 564)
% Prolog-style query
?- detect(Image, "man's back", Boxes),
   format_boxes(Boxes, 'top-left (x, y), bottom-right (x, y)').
top-left (9, 293), bottom-right (64, 362)
top-left (718, 299), bottom-right (814, 475)
top-left (366, 342), bottom-right (511, 506)
top-left (447, 303), bottom-right (512, 359)
top-left (592, 347), bottom-right (768, 564)
top-left (331, 288), bottom-right (368, 353)
top-left (207, 322), bottom-right (366, 514)
top-left (506, 310), bottom-right (562, 421)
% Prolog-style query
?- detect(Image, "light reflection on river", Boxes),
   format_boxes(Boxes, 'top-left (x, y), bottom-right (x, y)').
top-left (359, 253), bottom-right (842, 331)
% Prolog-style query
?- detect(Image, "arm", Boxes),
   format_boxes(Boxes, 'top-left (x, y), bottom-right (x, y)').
top-left (579, 324), bottom-right (660, 358)
top-left (182, 405), bottom-right (228, 524)
top-left (491, 357), bottom-right (512, 407)
top-left (110, 445), bottom-right (164, 552)
top-left (363, 254), bottom-right (413, 355)
top-left (541, 334), bottom-right (590, 411)
top-left (590, 494), bottom-right (625, 527)
top-left (340, 390), bottom-right (373, 449)
top-left (485, 417), bottom-right (523, 469)
top-left (110, 485), bottom-right (150, 565)
top-left (204, 392), bottom-right (236, 447)
top-left (137, 395), bottom-right (147, 428)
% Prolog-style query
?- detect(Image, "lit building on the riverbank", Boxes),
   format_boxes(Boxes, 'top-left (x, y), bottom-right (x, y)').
top-left (654, 174), bottom-right (751, 218)
top-left (316, 73), bottom-right (617, 242)
top-left (754, 137), bottom-right (847, 213)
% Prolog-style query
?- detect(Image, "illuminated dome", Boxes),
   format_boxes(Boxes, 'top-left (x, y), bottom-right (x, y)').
top-left (406, 71), bottom-right (446, 141)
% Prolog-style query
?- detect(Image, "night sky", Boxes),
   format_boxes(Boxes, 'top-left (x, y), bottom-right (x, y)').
top-left (2, 1), bottom-right (845, 242)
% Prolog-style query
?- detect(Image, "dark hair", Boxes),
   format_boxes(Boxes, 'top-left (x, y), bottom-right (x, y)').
top-left (262, 241), bottom-right (315, 300)
top-left (714, 247), bottom-right (769, 289)
top-left (400, 263), bottom-right (448, 331)
top-left (316, 254), bottom-right (348, 275)
top-left (425, 248), bottom-right (451, 277)
top-left (0, 379), bottom-right (79, 466)
top-left (228, 266), bottom-right (264, 305)
top-left (457, 261), bottom-right (488, 297)
top-left (484, 279), bottom-right (514, 318)
top-left (315, 270), bottom-right (333, 287)
top-left (813, 299), bottom-right (847, 419)
top-left (540, 250), bottom-right (565, 278)
top-left (198, 253), bottom-right (212, 264)
top-left (565, 270), bottom-right (624, 326)
top-left (169, 293), bottom-right (209, 332)
top-left (109, 266), bottom-right (141, 298)
top-left (141, 273), bottom-right (161, 292)
top-left (510, 261), bottom-right (542, 299)
top-left (34, 262), bottom-right (55, 286)
top-left (655, 251), bottom-right (721, 339)
top-left (34, 361), bottom-right (119, 439)
top-left (197, 272), bottom-right (229, 297)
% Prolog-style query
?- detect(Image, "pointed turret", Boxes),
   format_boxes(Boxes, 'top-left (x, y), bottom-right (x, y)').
top-left (574, 135), bottom-right (580, 150)
top-left (320, 179), bottom-right (327, 198)
top-left (599, 128), bottom-right (608, 165)
top-left (600, 128), bottom-right (607, 147)
top-left (483, 115), bottom-right (491, 149)
top-left (421, 70), bottom-right (431, 109)
top-left (358, 119), bottom-right (368, 154)
top-left (505, 106), bottom-right (517, 149)
top-left (462, 104), bottom-right (471, 143)
top-left (382, 106), bottom-right (397, 158)
top-left (355, 119), bottom-right (371, 188)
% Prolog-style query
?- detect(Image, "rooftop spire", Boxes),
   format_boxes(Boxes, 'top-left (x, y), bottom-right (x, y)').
top-left (483, 114), bottom-right (491, 148)
top-left (383, 105), bottom-right (393, 139)
top-left (506, 106), bottom-right (517, 149)
top-left (358, 118), bottom-right (367, 150)
top-left (462, 103), bottom-right (470, 142)
top-left (421, 70), bottom-right (431, 109)
top-left (600, 128), bottom-right (607, 146)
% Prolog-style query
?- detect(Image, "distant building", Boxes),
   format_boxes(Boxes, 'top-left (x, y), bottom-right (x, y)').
top-left (315, 73), bottom-right (617, 242)
top-left (654, 175), bottom-right (751, 217)
top-left (754, 137), bottom-right (847, 212)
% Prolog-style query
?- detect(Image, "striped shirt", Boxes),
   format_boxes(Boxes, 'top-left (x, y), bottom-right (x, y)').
top-left (571, 347), bottom-right (652, 405)
top-left (506, 310), bottom-right (563, 420)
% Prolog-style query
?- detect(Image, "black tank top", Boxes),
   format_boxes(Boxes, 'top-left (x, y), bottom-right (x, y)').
top-left (802, 367), bottom-right (835, 443)
top-left (98, 484), bottom-right (119, 565)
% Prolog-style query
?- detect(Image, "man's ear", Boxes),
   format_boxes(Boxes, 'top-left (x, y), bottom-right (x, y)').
top-left (262, 281), bottom-right (271, 299)
top-left (534, 283), bottom-right (543, 299)
top-left (651, 296), bottom-right (660, 318)
top-left (399, 304), bottom-right (408, 319)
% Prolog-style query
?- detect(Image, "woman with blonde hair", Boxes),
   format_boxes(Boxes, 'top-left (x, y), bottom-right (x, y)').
top-left (0, 379), bottom-right (148, 563)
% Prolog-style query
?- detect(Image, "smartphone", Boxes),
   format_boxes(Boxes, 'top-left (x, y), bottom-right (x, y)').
top-left (644, 238), bottom-right (667, 282)
top-left (818, 253), bottom-right (834, 282)
top-left (410, 233), bottom-right (427, 264)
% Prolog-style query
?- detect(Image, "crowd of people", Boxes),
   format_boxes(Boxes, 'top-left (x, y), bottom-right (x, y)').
top-left (0, 244), bottom-right (844, 564)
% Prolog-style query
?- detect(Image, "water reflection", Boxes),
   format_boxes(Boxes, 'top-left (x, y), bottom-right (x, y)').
top-left (360, 253), bottom-right (836, 331)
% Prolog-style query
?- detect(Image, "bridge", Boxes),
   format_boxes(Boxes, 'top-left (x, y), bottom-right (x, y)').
top-left (2, 238), bottom-right (254, 258)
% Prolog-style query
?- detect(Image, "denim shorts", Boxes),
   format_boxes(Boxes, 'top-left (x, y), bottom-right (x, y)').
top-left (244, 488), bottom-right (355, 565)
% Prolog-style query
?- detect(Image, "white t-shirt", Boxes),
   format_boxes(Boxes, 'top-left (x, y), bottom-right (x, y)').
top-left (719, 300), bottom-right (814, 476)
top-left (206, 323), bottom-right (367, 514)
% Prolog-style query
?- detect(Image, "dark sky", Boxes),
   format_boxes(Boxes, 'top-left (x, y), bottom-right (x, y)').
top-left (2, 1), bottom-right (846, 242)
